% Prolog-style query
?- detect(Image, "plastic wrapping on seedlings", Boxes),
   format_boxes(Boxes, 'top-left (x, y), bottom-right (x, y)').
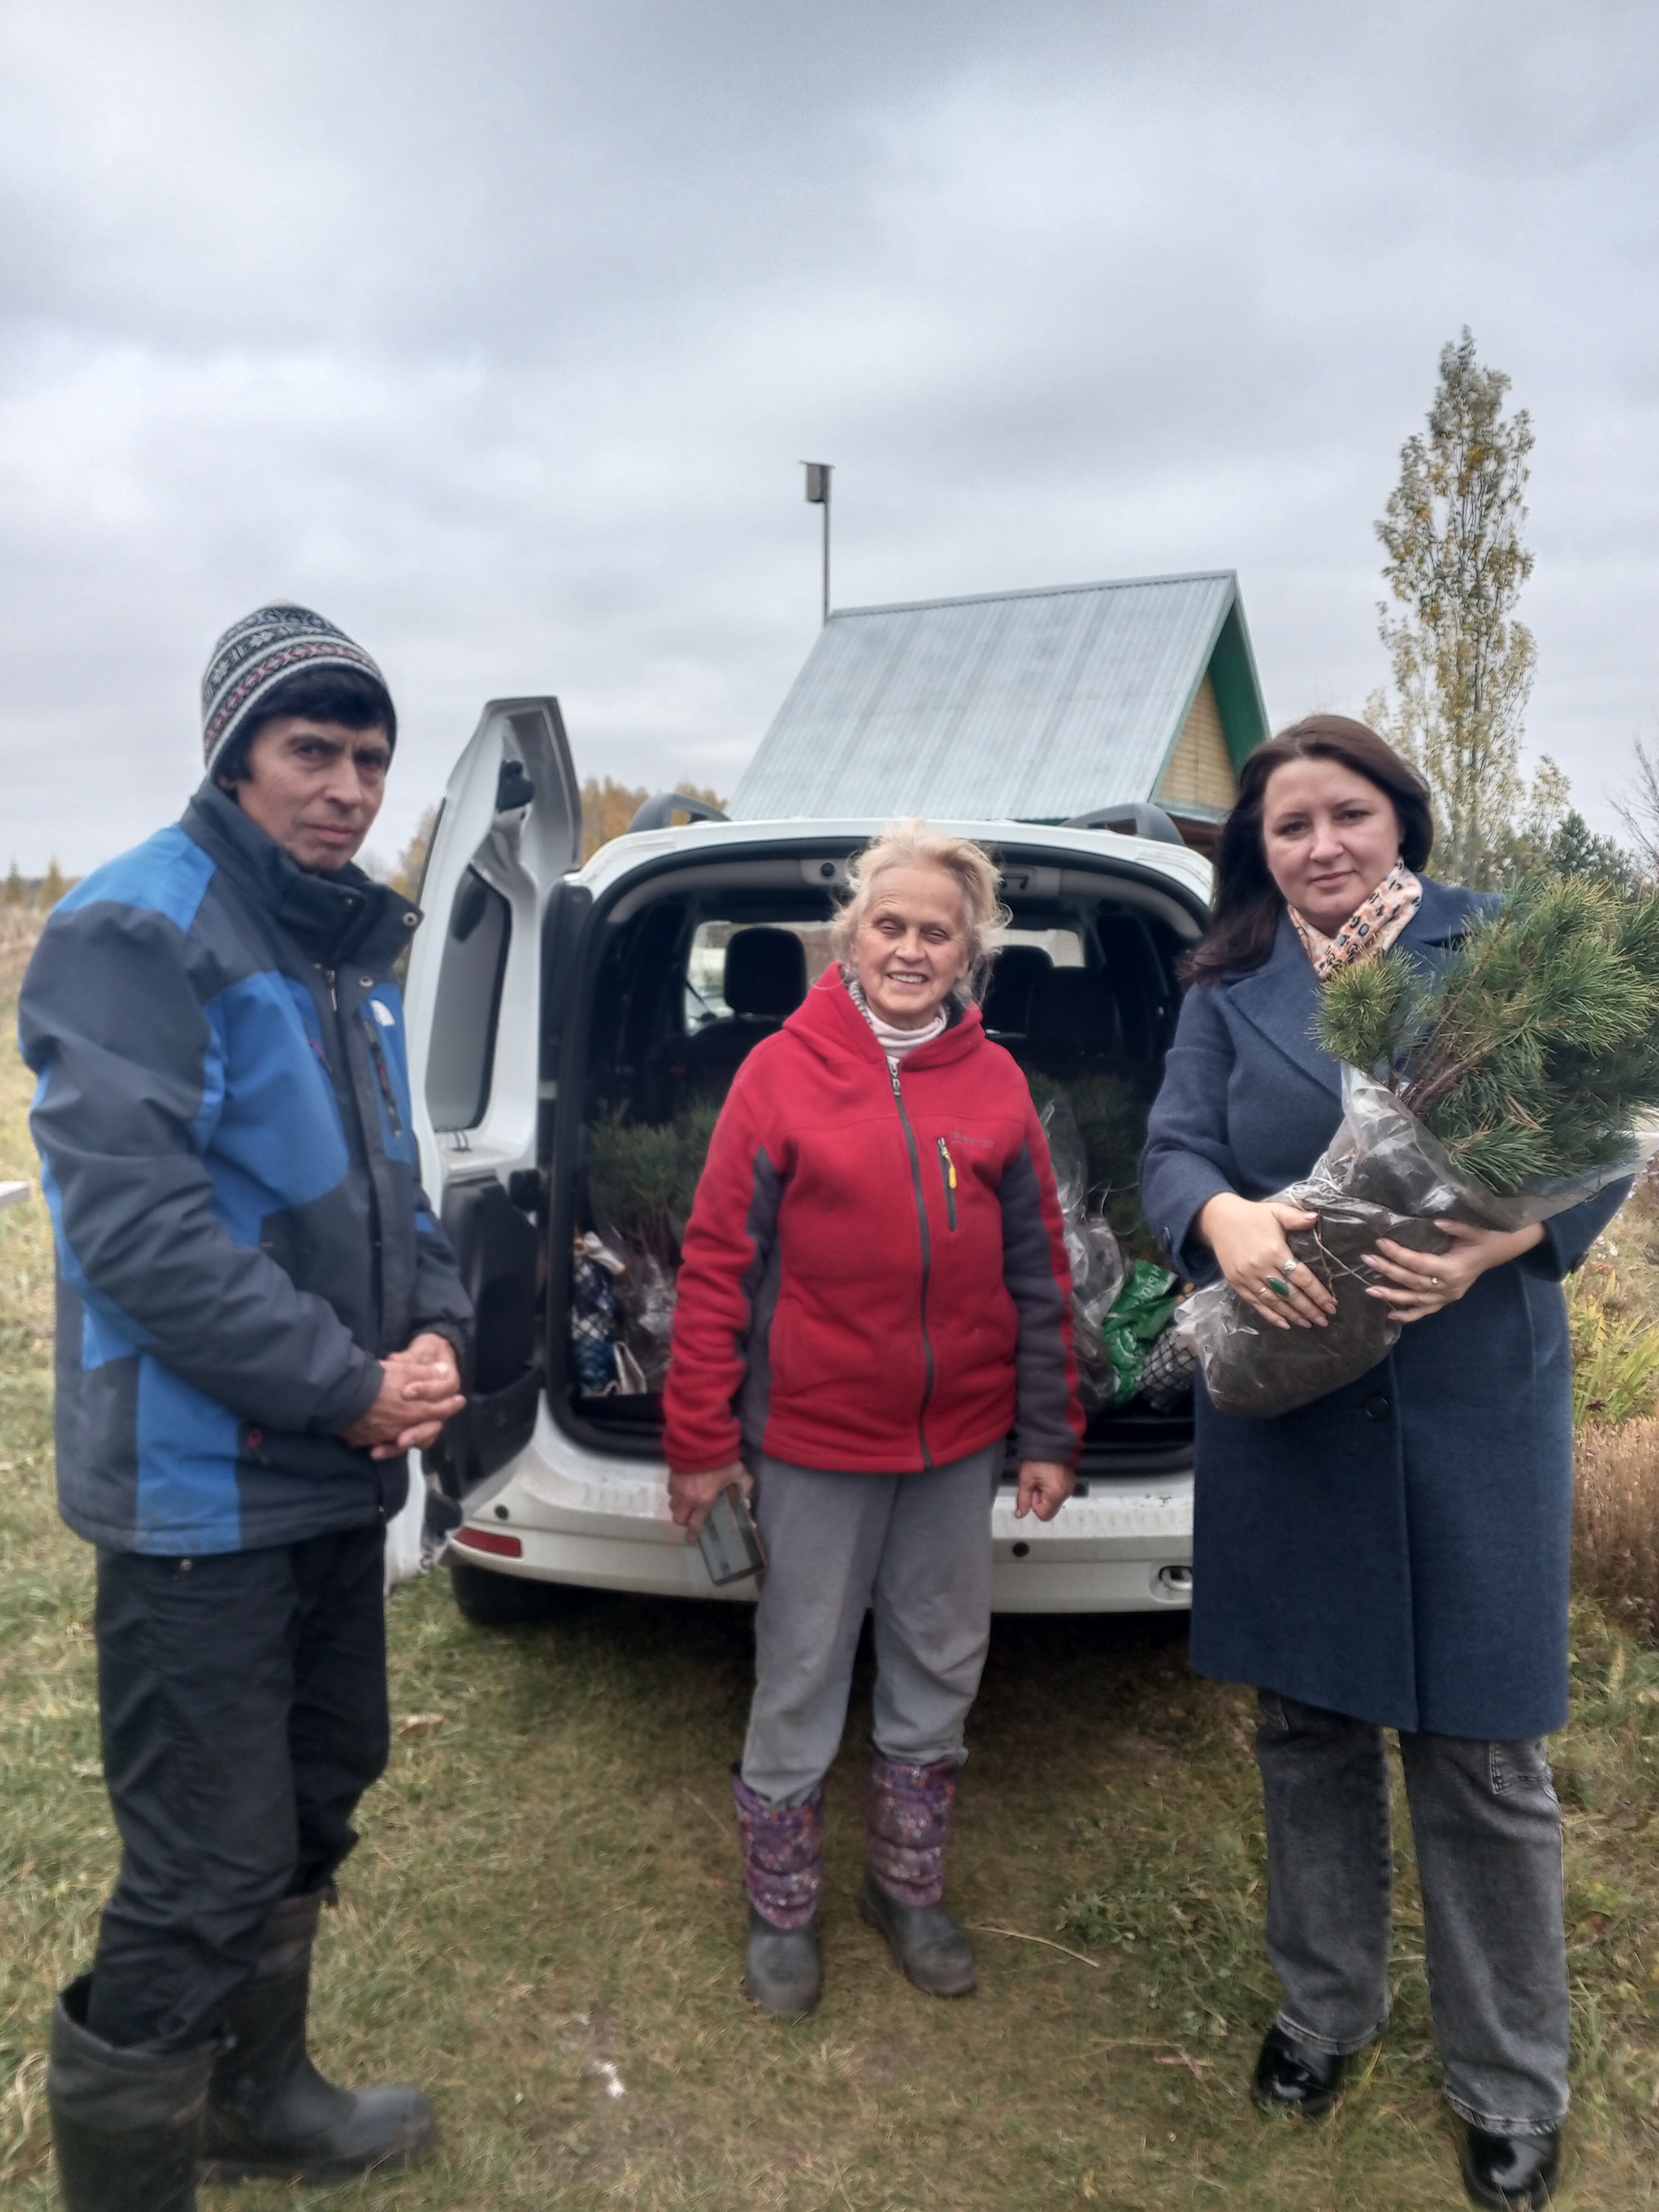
top-left (1027, 1069), bottom-right (1157, 1262)
top-left (1039, 1096), bottom-right (1128, 1411)
top-left (1098, 1263), bottom-right (1185, 1409)
top-left (1137, 1322), bottom-right (1197, 1413)
top-left (581, 1103), bottom-right (721, 1394)
top-left (616, 1249), bottom-right (677, 1390)
top-left (1178, 1068), bottom-right (1637, 1420)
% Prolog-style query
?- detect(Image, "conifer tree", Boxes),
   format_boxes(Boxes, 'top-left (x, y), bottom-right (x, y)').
top-left (1367, 330), bottom-right (1546, 890)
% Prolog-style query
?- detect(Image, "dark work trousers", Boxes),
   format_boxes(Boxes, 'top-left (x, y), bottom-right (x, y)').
top-left (1256, 1689), bottom-right (1569, 2136)
top-left (85, 1523), bottom-right (390, 2054)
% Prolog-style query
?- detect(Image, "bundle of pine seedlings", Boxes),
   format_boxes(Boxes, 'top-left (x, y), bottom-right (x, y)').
top-left (1181, 877), bottom-right (1659, 1419)
top-left (1318, 875), bottom-right (1659, 1204)
top-left (582, 1098), bottom-right (723, 1384)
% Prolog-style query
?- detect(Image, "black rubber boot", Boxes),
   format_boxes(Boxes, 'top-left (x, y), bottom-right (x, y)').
top-left (857, 1873), bottom-right (978, 1997)
top-left (1250, 2025), bottom-right (1346, 2119)
top-left (198, 1892), bottom-right (436, 2184)
top-left (1459, 2124), bottom-right (1562, 2209)
top-left (47, 1976), bottom-right (214, 2212)
top-left (743, 1907), bottom-right (822, 2019)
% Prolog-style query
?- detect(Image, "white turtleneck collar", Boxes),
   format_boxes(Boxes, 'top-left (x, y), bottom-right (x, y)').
top-left (843, 968), bottom-right (949, 1067)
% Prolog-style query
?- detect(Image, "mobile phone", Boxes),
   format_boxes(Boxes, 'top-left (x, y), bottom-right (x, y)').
top-left (698, 1484), bottom-right (767, 1585)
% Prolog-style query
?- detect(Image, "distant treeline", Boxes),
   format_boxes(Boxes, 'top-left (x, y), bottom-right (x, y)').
top-left (2, 861), bottom-right (74, 911)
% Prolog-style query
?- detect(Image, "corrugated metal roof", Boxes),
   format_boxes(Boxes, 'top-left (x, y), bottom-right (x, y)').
top-left (731, 571), bottom-right (1246, 823)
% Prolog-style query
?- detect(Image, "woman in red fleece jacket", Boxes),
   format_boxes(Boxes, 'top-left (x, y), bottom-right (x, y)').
top-left (665, 821), bottom-right (1083, 2019)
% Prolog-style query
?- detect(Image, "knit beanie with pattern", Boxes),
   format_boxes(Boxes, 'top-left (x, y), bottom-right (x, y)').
top-left (201, 604), bottom-right (391, 776)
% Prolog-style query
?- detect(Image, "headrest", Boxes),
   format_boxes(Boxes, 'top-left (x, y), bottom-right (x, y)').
top-left (724, 927), bottom-right (808, 1019)
top-left (1028, 968), bottom-right (1124, 1057)
top-left (981, 945), bottom-right (1053, 1033)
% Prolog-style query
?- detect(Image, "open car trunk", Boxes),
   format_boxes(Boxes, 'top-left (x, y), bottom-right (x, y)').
top-left (550, 838), bottom-right (1201, 1481)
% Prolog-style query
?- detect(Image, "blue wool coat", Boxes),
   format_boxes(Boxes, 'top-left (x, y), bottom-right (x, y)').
top-left (1139, 878), bottom-right (1627, 1741)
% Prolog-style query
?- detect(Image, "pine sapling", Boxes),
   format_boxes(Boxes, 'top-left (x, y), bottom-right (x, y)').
top-left (1316, 876), bottom-right (1659, 1193)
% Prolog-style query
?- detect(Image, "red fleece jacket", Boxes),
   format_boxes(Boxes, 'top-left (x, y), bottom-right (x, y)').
top-left (664, 970), bottom-right (1083, 1476)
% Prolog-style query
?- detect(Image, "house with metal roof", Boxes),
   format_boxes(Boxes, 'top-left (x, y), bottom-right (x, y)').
top-left (730, 570), bottom-right (1270, 851)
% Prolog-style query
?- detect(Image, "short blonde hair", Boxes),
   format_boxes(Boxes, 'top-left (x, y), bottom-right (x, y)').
top-left (829, 820), bottom-right (1009, 1002)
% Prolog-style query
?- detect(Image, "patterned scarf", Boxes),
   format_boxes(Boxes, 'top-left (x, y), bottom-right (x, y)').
top-left (1289, 859), bottom-right (1423, 983)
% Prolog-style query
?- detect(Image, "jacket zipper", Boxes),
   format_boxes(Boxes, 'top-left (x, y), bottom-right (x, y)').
top-left (937, 1139), bottom-right (957, 1231)
top-left (362, 1018), bottom-right (406, 1142)
top-left (890, 1063), bottom-right (935, 1467)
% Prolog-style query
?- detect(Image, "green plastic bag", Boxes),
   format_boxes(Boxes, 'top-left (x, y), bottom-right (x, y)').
top-left (1098, 1262), bottom-right (1182, 1409)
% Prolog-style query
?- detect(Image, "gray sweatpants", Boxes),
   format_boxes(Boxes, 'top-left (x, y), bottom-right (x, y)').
top-left (739, 1446), bottom-right (1001, 1808)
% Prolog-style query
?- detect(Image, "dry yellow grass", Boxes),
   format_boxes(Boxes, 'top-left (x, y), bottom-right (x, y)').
top-left (1576, 1417), bottom-right (1659, 1645)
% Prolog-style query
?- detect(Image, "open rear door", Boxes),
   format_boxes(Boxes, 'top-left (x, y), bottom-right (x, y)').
top-left (396, 698), bottom-right (582, 1557)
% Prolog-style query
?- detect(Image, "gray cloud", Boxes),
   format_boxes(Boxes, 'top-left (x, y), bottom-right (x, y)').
top-left (1, 0), bottom-right (1655, 871)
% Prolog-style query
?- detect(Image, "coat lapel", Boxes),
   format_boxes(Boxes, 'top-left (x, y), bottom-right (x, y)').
top-left (1225, 913), bottom-right (1341, 1097)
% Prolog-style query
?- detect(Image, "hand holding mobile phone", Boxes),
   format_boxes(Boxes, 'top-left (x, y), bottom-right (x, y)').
top-left (698, 1484), bottom-right (767, 1585)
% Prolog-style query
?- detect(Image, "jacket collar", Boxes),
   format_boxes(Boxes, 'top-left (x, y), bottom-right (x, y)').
top-left (785, 966), bottom-right (986, 1072)
top-left (1224, 876), bottom-right (1489, 1098)
top-left (182, 780), bottom-right (420, 972)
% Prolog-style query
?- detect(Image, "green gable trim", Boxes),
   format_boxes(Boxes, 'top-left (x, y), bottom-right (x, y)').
top-left (1207, 598), bottom-right (1270, 770)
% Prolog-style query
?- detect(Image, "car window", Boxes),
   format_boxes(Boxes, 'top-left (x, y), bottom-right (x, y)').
top-left (987, 926), bottom-right (1084, 967)
top-left (684, 920), bottom-right (838, 1031)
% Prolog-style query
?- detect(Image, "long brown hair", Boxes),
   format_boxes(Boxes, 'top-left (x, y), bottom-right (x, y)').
top-left (1184, 715), bottom-right (1434, 987)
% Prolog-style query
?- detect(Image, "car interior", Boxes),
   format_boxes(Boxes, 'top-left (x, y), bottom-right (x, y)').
top-left (551, 851), bottom-right (1199, 1476)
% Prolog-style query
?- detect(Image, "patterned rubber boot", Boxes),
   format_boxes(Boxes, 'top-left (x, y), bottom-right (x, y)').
top-left (47, 1976), bottom-right (214, 2212)
top-left (732, 1769), bottom-right (825, 2018)
top-left (859, 1752), bottom-right (977, 1998)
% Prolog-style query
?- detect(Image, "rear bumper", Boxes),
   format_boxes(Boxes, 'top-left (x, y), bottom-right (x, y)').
top-left (447, 1403), bottom-right (1192, 1615)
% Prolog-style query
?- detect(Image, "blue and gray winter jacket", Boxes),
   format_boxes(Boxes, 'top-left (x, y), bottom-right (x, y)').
top-left (20, 782), bottom-right (473, 1556)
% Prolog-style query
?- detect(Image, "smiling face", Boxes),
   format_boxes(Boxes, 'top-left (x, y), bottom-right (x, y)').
top-left (229, 715), bottom-right (392, 874)
top-left (851, 863), bottom-right (973, 1030)
top-left (1261, 755), bottom-right (1405, 935)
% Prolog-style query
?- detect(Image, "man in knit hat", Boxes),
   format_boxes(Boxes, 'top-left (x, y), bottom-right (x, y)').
top-left (21, 606), bottom-right (473, 2211)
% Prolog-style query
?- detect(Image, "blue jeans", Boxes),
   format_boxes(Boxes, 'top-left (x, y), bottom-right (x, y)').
top-left (1256, 1690), bottom-right (1568, 2135)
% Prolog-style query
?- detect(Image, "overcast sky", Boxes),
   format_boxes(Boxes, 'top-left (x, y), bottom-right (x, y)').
top-left (2, 0), bottom-right (1655, 874)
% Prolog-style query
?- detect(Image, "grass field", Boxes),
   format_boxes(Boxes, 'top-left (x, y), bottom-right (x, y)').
top-left (4, 992), bottom-right (1659, 2210)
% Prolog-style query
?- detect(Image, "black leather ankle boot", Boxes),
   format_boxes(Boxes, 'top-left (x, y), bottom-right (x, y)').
top-left (47, 1977), bottom-right (214, 2212)
top-left (1250, 2025), bottom-right (1346, 2118)
top-left (1459, 2124), bottom-right (1561, 2209)
top-left (199, 1893), bottom-right (435, 2184)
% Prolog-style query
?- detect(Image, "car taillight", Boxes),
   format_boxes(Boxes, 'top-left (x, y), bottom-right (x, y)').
top-left (453, 1526), bottom-right (523, 1559)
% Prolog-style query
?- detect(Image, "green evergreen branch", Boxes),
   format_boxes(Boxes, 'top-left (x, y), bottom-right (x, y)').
top-left (1316, 876), bottom-right (1659, 1193)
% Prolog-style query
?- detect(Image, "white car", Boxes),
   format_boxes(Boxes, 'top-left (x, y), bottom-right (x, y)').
top-left (401, 697), bottom-right (1210, 1622)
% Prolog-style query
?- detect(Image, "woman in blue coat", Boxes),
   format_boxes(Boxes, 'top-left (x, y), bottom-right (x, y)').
top-left (1140, 716), bottom-right (1625, 2212)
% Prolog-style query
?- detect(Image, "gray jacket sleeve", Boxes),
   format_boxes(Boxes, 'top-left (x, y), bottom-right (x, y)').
top-left (997, 1110), bottom-right (1084, 1467)
top-left (22, 904), bottom-right (381, 1435)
